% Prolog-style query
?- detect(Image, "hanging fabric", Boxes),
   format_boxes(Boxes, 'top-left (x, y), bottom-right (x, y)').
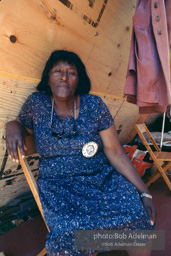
top-left (124, 0), bottom-right (171, 114)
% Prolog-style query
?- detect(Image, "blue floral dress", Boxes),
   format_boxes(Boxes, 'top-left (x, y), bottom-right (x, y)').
top-left (18, 92), bottom-right (153, 256)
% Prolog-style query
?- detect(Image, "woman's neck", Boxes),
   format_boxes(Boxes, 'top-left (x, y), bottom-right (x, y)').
top-left (52, 95), bottom-right (80, 119)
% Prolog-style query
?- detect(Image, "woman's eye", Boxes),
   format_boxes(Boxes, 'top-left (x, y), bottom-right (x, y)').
top-left (68, 70), bottom-right (76, 75)
top-left (55, 69), bottom-right (61, 73)
top-left (51, 69), bottom-right (61, 75)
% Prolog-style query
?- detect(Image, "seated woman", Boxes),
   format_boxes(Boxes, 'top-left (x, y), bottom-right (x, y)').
top-left (5, 50), bottom-right (155, 256)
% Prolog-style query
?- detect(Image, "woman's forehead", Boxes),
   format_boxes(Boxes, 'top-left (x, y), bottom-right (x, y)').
top-left (53, 60), bottom-right (77, 69)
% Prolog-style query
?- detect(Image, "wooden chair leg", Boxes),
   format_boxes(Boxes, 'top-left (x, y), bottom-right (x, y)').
top-left (146, 163), bottom-right (167, 187)
top-left (146, 162), bottom-right (171, 190)
top-left (37, 247), bottom-right (47, 256)
top-left (146, 170), bottom-right (161, 187)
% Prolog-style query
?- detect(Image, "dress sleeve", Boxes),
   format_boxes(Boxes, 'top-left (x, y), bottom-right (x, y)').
top-left (18, 94), bottom-right (34, 130)
top-left (97, 98), bottom-right (114, 131)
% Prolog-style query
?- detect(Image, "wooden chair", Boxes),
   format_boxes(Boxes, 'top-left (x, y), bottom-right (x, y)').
top-left (134, 123), bottom-right (171, 191)
top-left (17, 135), bottom-right (50, 256)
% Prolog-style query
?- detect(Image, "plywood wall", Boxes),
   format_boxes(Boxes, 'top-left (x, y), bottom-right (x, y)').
top-left (1, 0), bottom-right (152, 205)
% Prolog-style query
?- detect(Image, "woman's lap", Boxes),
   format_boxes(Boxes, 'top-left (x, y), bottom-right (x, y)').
top-left (38, 170), bottom-right (153, 255)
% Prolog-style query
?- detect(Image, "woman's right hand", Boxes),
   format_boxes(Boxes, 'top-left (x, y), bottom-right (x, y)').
top-left (5, 120), bottom-right (28, 162)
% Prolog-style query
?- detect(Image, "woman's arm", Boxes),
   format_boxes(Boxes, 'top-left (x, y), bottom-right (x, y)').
top-left (99, 123), bottom-right (156, 224)
top-left (5, 118), bottom-right (33, 162)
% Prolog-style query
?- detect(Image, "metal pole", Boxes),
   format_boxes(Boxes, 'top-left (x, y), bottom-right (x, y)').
top-left (160, 112), bottom-right (166, 149)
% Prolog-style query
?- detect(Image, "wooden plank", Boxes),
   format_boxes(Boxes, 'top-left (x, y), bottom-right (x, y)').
top-left (0, 0), bottom-right (106, 78)
top-left (0, 153), bottom-right (39, 206)
top-left (0, 0), bottom-right (135, 98)
top-left (86, 0), bottom-right (136, 98)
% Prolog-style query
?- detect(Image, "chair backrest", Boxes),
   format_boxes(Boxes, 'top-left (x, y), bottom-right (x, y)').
top-left (135, 123), bottom-right (171, 191)
top-left (134, 123), bottom-right (162, 165)
top-left (134, 123), bottom-right (160, 152)
top-left (18, 135), bottom-right (50, 233)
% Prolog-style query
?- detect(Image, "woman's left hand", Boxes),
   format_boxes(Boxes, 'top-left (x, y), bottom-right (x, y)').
top-left (141, 197), bottom-right (156, 226)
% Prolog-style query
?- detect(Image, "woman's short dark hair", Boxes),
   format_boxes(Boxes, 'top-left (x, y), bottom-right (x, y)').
top-left (37, 50), bottom-right (91, 95)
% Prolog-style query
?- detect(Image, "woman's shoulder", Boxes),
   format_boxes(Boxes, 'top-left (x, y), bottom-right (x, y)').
top-left (81, 93), bottom-right (107, 109)
top-left (81, 94), bottom-right (107, 115)
top-left (81, 94), bottom-right (114, 128)
top-left (27, 91), bottom-right (50, 103)
top-left (81, 93), bottom-right (102, 105)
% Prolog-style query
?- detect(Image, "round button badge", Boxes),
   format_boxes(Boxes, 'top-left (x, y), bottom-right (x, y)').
top-left (82, 141), bottom-right (98, 158)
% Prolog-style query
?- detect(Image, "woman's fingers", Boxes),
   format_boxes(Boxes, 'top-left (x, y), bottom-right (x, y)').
top-left (142, 197), bottom-right (156, 226)
top-left (6, 142), bottom-right (16, 162)
top-left (6, 140), bottom-right (11, 157)
top-left (5, 120), bottom-right (28, 162)
top-left (18, 138), bottom-right (26, 159)
top-left (145, 205), bottom-right (152, 222)
top-left (6, 135), bottom-right (25, 162)
top-left (9, 138), bottom-right (19, 162)
top-left (11, 139), bottom-right (20, 162)
top-left (151, 206), bottom-right (156, 226)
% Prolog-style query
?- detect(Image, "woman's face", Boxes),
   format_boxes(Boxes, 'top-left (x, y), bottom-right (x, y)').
top-left (48, 60), bottom-right (79, 100)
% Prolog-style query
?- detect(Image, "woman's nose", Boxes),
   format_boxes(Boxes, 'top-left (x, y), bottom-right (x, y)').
top-left (61, 70), bottom-right (68, 81)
